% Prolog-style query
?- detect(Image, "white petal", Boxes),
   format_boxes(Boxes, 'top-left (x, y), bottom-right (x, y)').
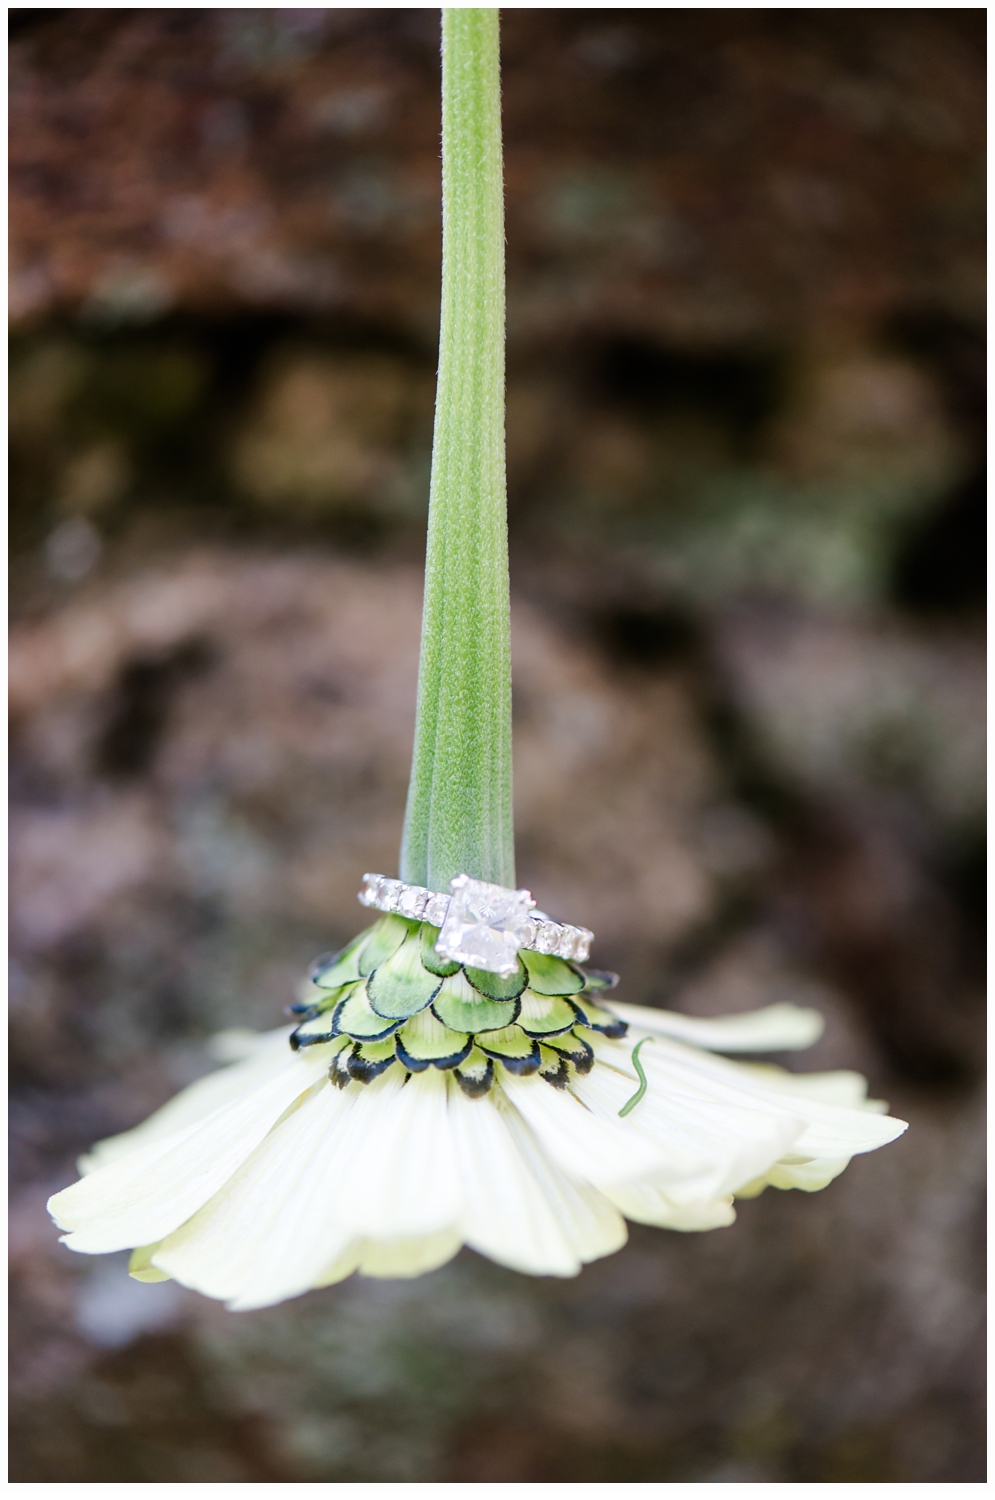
top-left (603, 1180), bottom-right (737, 1231)
top-left (500, 1070), bottom-right (691, 1191)
top-left (152, 1079), bottom-right (359, 1309)
top-left (128, 1243), bottom-right (172, 1282)
top-left (608, 1000), bottom-right (824, 1052)
top-left (48, 1046), bottom-right (334, 1253)
top-left (740, 1157), bottom-right (853, 1195)
top-left (449, 1083), bottom-right (626, 1277)
top-left (732, 1064), bottom-right (888, 1112)
top-left (312, 1241), bottom-right (363, 1289)
top-left (321, 1068), bottom-right (461, 1239)
top-left (573, 1050), bottom-right (803, 1203)
top-left (593, 1034), bottom-right (907, 1180)
top-left (354, 1230), bottom-right (463, 1279)
top-left (80, 1026), bottom-right (301, 1174)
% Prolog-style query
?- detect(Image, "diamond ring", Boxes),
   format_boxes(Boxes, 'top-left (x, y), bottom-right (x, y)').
top-left (358, 872), bottom-right (594, 977)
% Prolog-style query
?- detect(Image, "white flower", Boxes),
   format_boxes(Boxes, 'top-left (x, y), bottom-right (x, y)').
top-left (48, 982), bottom-right (906, 1311)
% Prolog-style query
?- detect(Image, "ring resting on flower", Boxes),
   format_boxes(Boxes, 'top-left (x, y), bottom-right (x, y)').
top-left (358, 871), bottom-right (594, 971)
top-left (47, 903), bottom-right (908, 1310)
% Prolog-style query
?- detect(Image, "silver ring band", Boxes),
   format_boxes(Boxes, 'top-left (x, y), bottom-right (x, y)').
top-left (358, 872), bottom-right (593, 966)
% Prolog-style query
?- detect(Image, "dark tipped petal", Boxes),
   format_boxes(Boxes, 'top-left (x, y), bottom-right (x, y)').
top-left (454, 1051), bottom-right (496, 1099)
top-left (580, 968), bottom-right (620, 992)
top-left (538, 1045), bottom-right (571, 1089)
top-left (346, 1041), bottom-right (399, 1083)
top-left (570, 998), bottom-right (629, 1039)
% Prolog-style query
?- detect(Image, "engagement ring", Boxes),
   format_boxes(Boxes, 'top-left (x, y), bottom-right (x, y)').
top-left (358, 872), bottom-right (593, 976)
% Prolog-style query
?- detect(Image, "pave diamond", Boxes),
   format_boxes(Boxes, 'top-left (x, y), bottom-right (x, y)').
top-left (358, 873), bottom-right (384, 908)
top-left (435, 875), bottom-right (535, 976)
top-left (423, 892), bottom-right (451, 928)
top-left (378, 878), bottom-right (403, 913)
top-left (398, 885), bottom-right (428, 920)
top-left (558, 927), bottom-right (579, 960)
top-left (573, 928), bottom-right (593, 962)
top-left (535, 920), bottom-right (559, 955)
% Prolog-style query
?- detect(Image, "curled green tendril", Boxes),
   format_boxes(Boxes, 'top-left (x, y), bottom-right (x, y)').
top-left (618, 1036), bottom-right (653, 1117)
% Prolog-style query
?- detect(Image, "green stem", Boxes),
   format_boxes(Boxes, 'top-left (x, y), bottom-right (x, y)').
top-left (399, 8), bottom-right (513, 893)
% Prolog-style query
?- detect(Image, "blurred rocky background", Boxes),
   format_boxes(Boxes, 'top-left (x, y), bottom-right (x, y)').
top-left (9, 7), bottom-right (985, 1483)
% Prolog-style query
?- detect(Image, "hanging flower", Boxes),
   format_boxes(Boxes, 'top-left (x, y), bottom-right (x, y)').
top-left (48, 911), bottom-right (906, 1310)
top-left (47, 8), bottom-right (908, 1311)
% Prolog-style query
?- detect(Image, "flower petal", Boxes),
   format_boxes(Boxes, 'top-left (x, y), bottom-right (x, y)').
top-left (586, 1034), bottom-right (907, 1196)
top-left (449, 1083), bottom-right (625, 1276)
top-left (152, 1079), bottom-right (359, 1309)
top-left (608, 1000), bottom-right (825, 1053)
top-left (48, 1047), bottom-right (333, 1253)
top-left (354, 1230), bottom-right (463, 1279)
top-left (573, 1047), bottom-right (804, 1202)
top-left (732, 1064), bottom-right (887, 1111)
top-left (323, 1068), bottom-right (461, 1239)
top-left (500, 1070), bottom-right (695, 1191)
top-left (736, 1157), bottom-right (852, 1197)
top-left (636, 1038), bottom-right (908, 1161)
top-left (603, 1180), bottom-right (737, 1231)
top-left (78, 1027), bottom-right (299, 1174)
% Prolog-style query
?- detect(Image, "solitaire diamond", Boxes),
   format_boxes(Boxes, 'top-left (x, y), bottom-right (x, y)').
top-left (357, 873), bottom-right (595, 967)
top-left (435, 875), bottom-right (535, 976)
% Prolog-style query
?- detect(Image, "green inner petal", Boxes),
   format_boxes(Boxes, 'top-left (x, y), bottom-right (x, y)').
top-left (453, 1046), bottom-right (495, 1098)
top-left (432, 969), bottom-right (519, 1033)
top-left (334, 980), bottom-right (404, 1041)
top-left (570, 999), bottom-right (628, 1038)
top-left (476, 1025), bottom-right (541, 1074)
top-left (517, 989), bottom-right (578, 1037)
top-left (464, 957), bottom-right (527, 1002)
top-left (300, 981), bottom-right (356, 1018)
top-left (522, 950), bottom-right (585, 996)
top-left (367, 930), bottom-right (443, 1019)
top-left (579, 968), bottom-right (619, 992)
top-left (312, 927), bottom-right (374, 989)
top-left (291, 1004), bottom-right (348, 1049)
top-left (396, 1007), bottom-right (471, 1070)
top-left (538, 1044), bottom-right (571, 1088)
top-left (419, 921), bottom-right (461, 977)
top-left (347, 1039), bottom-right (399, 1083)
top-left (547, 1029), bottom-right (595, 1072)
top-left (358, 914), bottom-right (418, 977)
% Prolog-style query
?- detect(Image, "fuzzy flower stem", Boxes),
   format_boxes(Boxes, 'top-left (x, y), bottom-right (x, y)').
top-left (399, 8), bottom-right (513, 894)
